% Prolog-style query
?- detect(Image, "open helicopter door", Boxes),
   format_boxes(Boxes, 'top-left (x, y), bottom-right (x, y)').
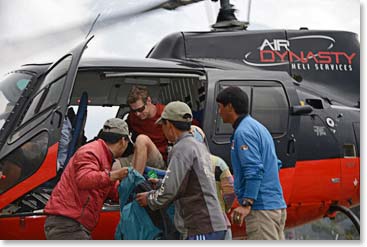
top-left (0, 37), bottom-right (93, 209)
top-left (204, 69), bottom-right (304, 202)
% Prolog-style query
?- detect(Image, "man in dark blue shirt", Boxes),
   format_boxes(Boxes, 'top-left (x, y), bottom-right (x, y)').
top-left (216, 86), bottom-right (287, 240)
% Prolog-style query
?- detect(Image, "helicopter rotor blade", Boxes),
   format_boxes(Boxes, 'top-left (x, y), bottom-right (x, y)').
top-left (87, 0), bottom-right (206, 36)
top-left (1, 0), bottom-right (205, 51)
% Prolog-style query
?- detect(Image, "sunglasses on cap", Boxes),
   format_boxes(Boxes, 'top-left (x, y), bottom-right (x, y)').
top-left (130, 104), bottom-right (146, 113)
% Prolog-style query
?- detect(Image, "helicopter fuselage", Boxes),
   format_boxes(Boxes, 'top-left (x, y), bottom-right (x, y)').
top-left (0, 29), bottom-right (359, 239)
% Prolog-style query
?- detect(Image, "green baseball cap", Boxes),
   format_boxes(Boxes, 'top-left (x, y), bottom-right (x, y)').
top-left (156, 101), bottom-right (193, 125)
top-left (103, 118), bottom-right (130, 136)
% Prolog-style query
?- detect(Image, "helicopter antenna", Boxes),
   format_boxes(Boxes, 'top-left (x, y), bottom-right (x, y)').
top-left (85, 13), bottom-right (101, 39)
top-left (211, 0), bottom-right (248, 31)
top-left (246, 0), bottom-right (252, 25)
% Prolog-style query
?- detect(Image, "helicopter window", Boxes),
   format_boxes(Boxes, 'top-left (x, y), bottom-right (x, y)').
top-left (20, 90), bottom-right (44, 125)
top-left (37, 55), bottom-right (72, 93)
top-left (38, 77), bottom-right (65, 113)
top-left (159, 77), bottom-right (207, 125)
top-left (19, 56), bottom-right (72, 127)
top-left (252, 86), bottom-right (289, 136)
top-left (0, 131), bottom-right (48, 194)
top-left (0, 73), bottom-right (32, 129)
top-left (215, 82), bottom-right (288, 137)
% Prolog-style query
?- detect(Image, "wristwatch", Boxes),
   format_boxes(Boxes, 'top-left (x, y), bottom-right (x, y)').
top-left (241, 199), bottom-right (253, 208)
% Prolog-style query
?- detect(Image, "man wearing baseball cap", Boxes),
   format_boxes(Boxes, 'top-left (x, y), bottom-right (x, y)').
top-left (44, 118), bottom-right (130, 239)
top-left (136, 101), bottom-right (227, 240)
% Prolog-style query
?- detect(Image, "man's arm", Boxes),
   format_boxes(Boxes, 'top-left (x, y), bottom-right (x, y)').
top-left (74, 151), bottom-right (128, 190)
top-left (236, 131), bottom-right (264, 202)
top-left (138, 151), bottom-right (191, 210)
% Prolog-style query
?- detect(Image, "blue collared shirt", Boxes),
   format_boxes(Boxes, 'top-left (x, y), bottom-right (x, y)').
top-left (230, 115), bottom-right (286, 210)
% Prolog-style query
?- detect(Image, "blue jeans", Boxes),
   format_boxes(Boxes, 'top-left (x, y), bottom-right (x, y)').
top-left (186, 230), bottom-right (227, 240)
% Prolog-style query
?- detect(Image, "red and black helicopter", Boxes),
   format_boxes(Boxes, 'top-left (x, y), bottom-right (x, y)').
top-left (0, 0), bottom-right (359, 239)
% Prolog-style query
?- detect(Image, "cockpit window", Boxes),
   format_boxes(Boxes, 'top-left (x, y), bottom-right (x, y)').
top-left (20, 55), bottom-right (72, 127)
top-left (0, 73), bottom-right (32, 129)
top-left (16, 79), bottom-right (30, 91)
top-left (0, 132), bottom-right (48, 194)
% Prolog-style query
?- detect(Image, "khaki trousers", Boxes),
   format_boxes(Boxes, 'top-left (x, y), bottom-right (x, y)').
top-left (114, 151), bottom-right (165, 170)
top-left (245, 208), bottom-right (287, 240)
top-left (44, 215), bottom-right (91, 240)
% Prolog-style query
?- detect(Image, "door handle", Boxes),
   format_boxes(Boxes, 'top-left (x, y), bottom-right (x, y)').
top-left (331, 178), bottom-right (341, 183)
top-left (287, 135), bottom-right (296, 155)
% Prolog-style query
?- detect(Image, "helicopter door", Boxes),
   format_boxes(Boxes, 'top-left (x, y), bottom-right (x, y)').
top-left (204, 70), bottom-right (298, 173)
top-left (0, 37), bottom-right (93, 209)
top-left (291, 91), bottom-right (342, 203)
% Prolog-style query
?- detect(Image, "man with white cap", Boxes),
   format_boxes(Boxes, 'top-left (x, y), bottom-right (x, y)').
top-left (136, 101), bottom-right (227, 240)
top-left (44, 118), bottom-right (130, 239)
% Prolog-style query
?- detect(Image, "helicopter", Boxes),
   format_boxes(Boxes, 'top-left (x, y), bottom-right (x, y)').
top-left (0, 0), bottom-right (360, 240)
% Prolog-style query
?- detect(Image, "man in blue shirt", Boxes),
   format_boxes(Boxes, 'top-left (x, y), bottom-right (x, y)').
top-left (216, 86), bottom-right (287, 240)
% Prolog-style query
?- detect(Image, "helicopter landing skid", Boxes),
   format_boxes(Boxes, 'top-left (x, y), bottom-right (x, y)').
top-left (328, 204), bottom-right (360, 234)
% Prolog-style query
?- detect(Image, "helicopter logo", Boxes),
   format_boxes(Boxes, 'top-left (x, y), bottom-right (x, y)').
top-left (243, 35), bottom-right (356, 71)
